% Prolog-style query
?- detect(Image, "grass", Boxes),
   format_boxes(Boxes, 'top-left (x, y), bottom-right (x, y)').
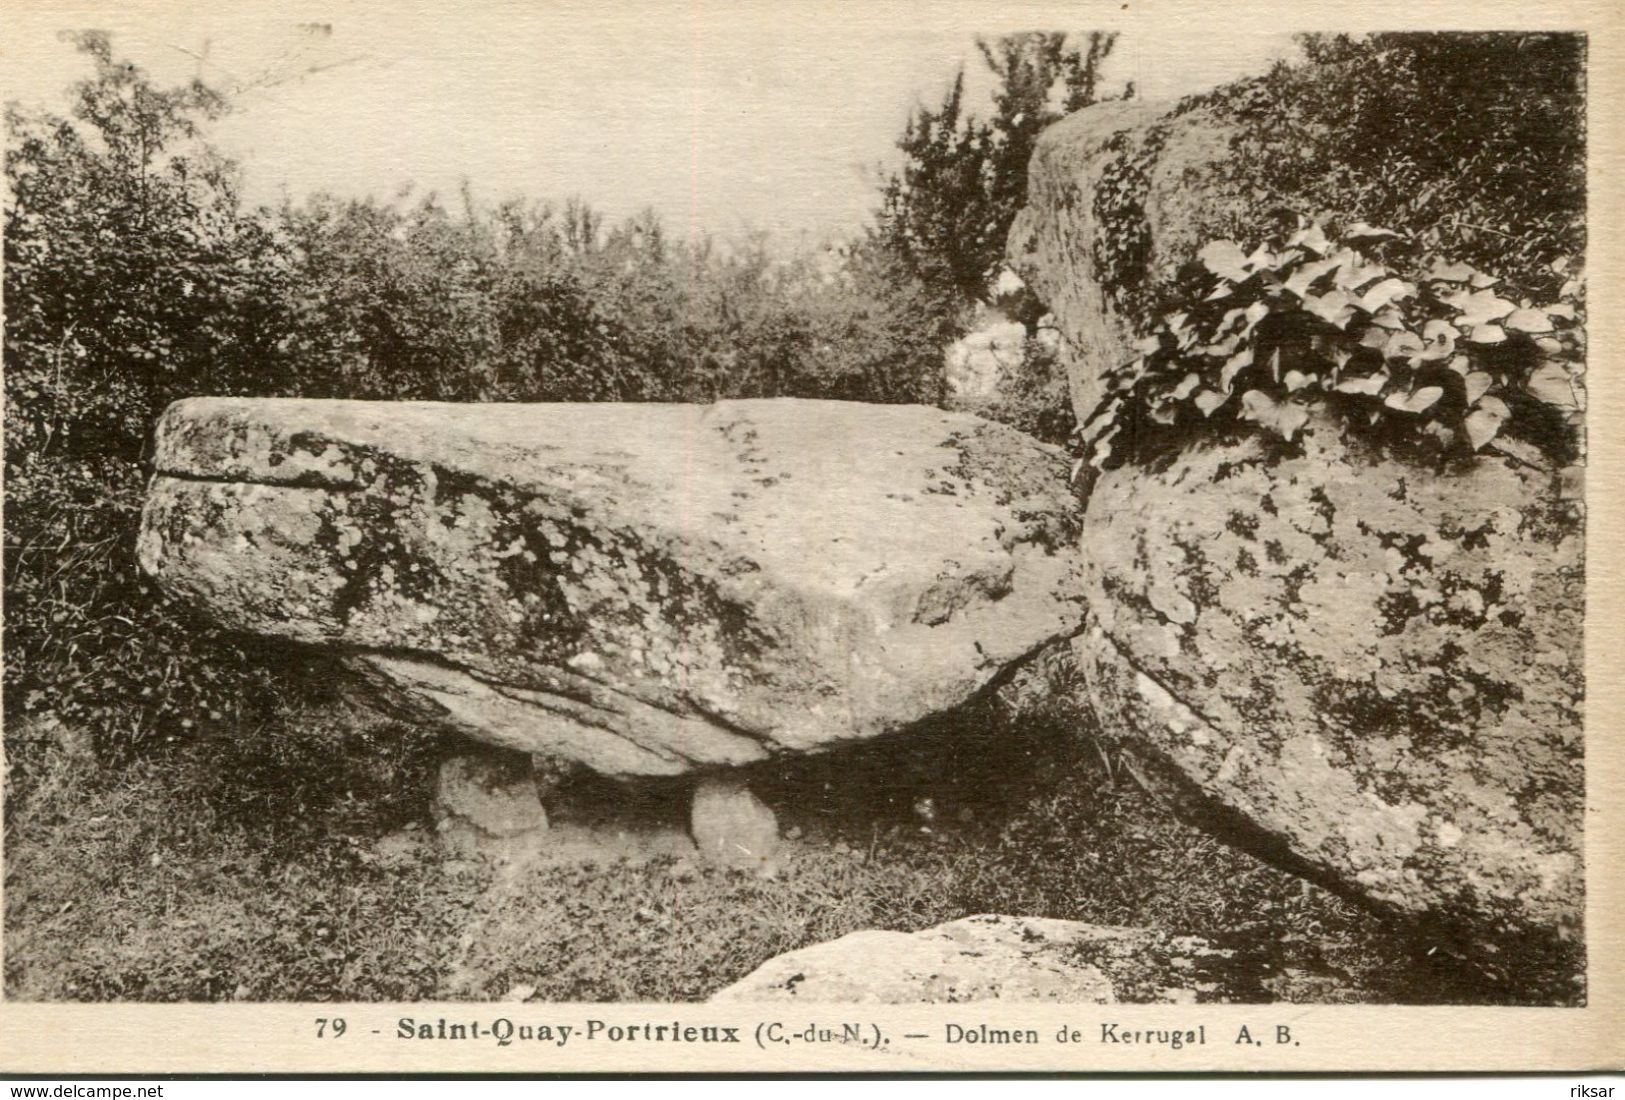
top-left (1, 667), bottom-right (1579, 1004)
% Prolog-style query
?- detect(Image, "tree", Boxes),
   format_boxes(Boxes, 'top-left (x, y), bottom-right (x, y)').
top-left (4, 34), bottom-right (297, 753)
top-left (979, 32), bottom-right (1121, 264)
top-left (875, 31), bottom-right (1123, 317)
top-left (5, 31), bottom-right (293, 466)
top-left (875, 71), bottom-right (997, 309)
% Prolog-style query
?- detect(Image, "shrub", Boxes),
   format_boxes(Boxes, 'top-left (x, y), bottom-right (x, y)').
top-left (4, 35), bottom-right (306, 757)
top-left (1187, 32), bottom-right (1585, 303)
top-left (1077, 223), bottom-right (1585, 476)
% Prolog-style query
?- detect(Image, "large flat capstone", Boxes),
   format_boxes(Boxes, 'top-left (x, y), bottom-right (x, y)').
top-left (139, 398), bottom-right (1086, 777)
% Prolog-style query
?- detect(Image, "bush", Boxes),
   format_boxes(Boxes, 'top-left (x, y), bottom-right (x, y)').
top-left (4, 35), bottom-right (307, 757)
top-left (1187, 32), bottom-right (1584, 303)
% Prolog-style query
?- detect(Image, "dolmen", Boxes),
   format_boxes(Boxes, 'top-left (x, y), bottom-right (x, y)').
top-left (138, 397), bottom-right (1088, 863)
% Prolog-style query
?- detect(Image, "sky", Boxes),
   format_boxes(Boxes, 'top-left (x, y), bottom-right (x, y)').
top-left (2, 1), bottom-right (1298, 243)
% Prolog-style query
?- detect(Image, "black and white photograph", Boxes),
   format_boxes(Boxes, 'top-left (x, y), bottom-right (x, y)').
top-left (0, 0), bottom-right (1616, 1077)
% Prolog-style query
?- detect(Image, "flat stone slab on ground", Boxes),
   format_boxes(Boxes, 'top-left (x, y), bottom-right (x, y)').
top-left (709, 914), bottom-right (1345, 1003)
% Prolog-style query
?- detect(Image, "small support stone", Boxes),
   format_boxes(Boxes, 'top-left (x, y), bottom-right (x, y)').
top-left (433, 749), bottom-right (549, 860)
top-left (530, 752), bottom-right (576, 801)
top-left (690, 776), bottom-right (779, 870)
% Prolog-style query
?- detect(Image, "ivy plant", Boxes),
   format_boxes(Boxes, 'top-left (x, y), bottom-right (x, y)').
top-left (1075, 223), bottom-right (1585, 479)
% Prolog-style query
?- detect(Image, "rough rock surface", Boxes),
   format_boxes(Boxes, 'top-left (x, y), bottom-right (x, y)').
top-left (1076, 417), bottom-right (1583, 947)
top-left (945, 314), bottom-right (1027, 399)
top-left (710, 914), bottom-right (1341, 1003)
top-left (1006, 98), bottom-right (1250, 421)
top-left (139, 398), bottom-right (1086, 777)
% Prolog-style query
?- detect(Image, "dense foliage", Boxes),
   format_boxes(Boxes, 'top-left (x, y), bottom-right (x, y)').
top-left (1086, 33), bottom-right (1585, 341)
top-left (1079, 224), bottom-right (1585, 477)
top-left (1189, 32), bottom-right (1584, 304)
top-left (3, 36), bottom-right (947, 756)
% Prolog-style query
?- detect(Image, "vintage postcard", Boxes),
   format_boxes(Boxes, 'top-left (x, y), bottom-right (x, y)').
top-left (0, 0), bottom-right (1621, 1076)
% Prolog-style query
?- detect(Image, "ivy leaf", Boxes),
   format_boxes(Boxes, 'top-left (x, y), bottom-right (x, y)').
top-left (1283, 369), bottom-right (1314, 392)
top-left (1464, 397), bottom-right (1510, 450)
top-left (1454, 289), bottom-right (1517, 328)
top-left (1383, 386), bottom-right (1444, 414)
top-left (1526, 363), bottom-right (1578, 410)
top-left (1171, 372), bottom-right (1202, 400)
top-left (1360, 325), bottom-right (1391, 350)
top-left (1369, 307), bottom-right (1408, 331)
top-left (1355, 278), bottom-right (1417, 314)
top-left (1219, 347), bottom-right (1253, 391)
top-left (1504, 308), bottom-right (1554, 334)
top-left (1199, 239), bottom-right (1252, 283)
top-left (1285, 256), bottom-right (1342, 298)
top-left (1465, 323), bottom-right (1507, 345)
top-left (1384, 331), bottom-right (1426, 360)
top-left (1287, 223), bottom-right (1332, 254)
top-left (1334, 371), bottom-right (1388, 396)
top-left (1426, 258), bottom-right (1477, 284)
top-left (1469, 270), bottom-right (1500, 289)
top-left (1240, 389), bottom-right (1310, 441)
top-left (1464, 371), bottom-right (1495, 405)
top-left (1302, 289), bottom-right (1355, 328)
top-left (1245, 244), bottom-right (1279, 273)
top-left (1346, 221), bottom-right (1399, 240)
top-left (1436, 285), bottom-right (1471, 313)
top-left (1330, 250), bottom-right (1387, 291)
top-left (1193, 388), bottom-right (1230, 416)
top-left (1421, 319), bottom-right (1459, 359)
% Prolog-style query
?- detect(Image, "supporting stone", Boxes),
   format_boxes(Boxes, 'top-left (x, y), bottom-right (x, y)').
top-left (690, 776), bottom-right (779, 870)
top-left (529, 752), bottom-right (576, 802)
top-left (433, 749), bottom-right (550, 860)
